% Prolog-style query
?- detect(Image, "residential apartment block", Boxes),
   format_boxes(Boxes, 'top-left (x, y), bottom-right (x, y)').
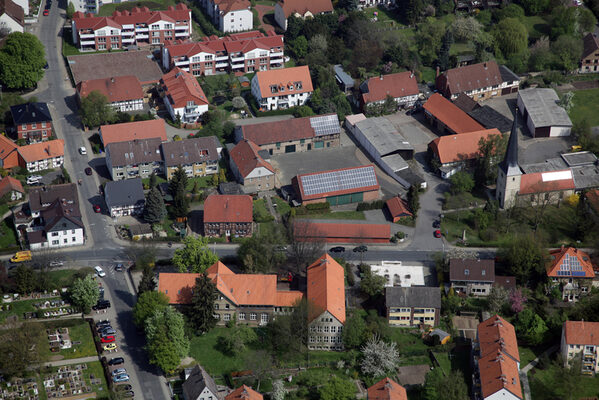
top-left (546, 246), bottom-right (598, 302)
top-left (228, 139), bottom-right (275, 193)
top-left (436, 61), bottom-right (520, 101)
top-left (158, 261), bottom-right (304, 325)
top-left (105, 138), bottom-right (163, 180)
top-left (449, 258), bottom-right (495, 296)
top-left (251, 66), bottom-right (313, 111)
top-left (561, 320), bottom-right (599, 375)
top-left (307, 255), bottom-right (346, 351)
top-left (18, 140), bottom-right (65, 173)
top-left (162, 30), bottom-right (284, 76)
top-left (14, 184), bottom-right (85, 250)
top-left (160, 68), bottom-right (209, 124)
top-left (76, 76), bottom-right (144, 112)
top-left (104, 178), bottom-right (145, 217)
top-left (71, 4), bottom-right (192, 51)
top-left (203, 194), bottom-right (253, 238)
top-left (10, 102), bottom-right (53, 143)
top-left (162, 136), bottom-right (220, 180)
top-left (580, 33), bottom-right (599, 73)
top-left (274, 0), bottom-right (333, 30)
top-left (473, 315), bottom-right (522, 400)
top-left (197, 0), bottom-right (252, 33)
top-left (359, 71), bottom-right (419, 111)
top-left (385, 286), bottom-right (441, 327)
top-left (235, 113), bottom-right (340, 155)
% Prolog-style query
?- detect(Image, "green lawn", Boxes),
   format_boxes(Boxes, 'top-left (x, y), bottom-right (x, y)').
top-left (253, 199), bottom-right (273, 223)
top-left (449, 42), bottom-right (473, 56)
top-left (518, 345), bottom-right (551, 367)
top-left (522, 15), bottom-right (551, 41)
top-left (272, 196), bottom-right (291, 217)
top-left (46, 267), bottom-right (94, 288)
top-left (0, 297), bottom-right (60, 322)
top-left (98, 0), bottom-right (175, 16)
top-left (569, 88), bottom-right (599, 126)
top-left (296, 211), bottom-right (365, 220)
top-left (529, 363), bottom-right (599, 399)
top-left (41, 320), bottom-right (98, 360)
top-left (420, 66), bottom-right (436, 84)
top-left (0, 219), bottom-right (18, 250)
top-left (189, 328), bottom-right (247, 375)
top-left (362, 5), bottom-right (403, 26)
top-left (442, 191), bottom-right (487, 211)
top-left (388, 328), bottom-right (431, 366)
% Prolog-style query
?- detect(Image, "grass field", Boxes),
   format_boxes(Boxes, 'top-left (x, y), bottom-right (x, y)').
top-left (522, 15), bottom-right (550, 42)
top-left (41, 320), bottom-right (97, 360)
top-left (272, 196), bottom-right (291, 217)
top-left (529, 363), bottom-right (599, 398)
top-left (296, 211), bottom-right (365, 220)
top-left (253, 199), bottom-right (273, 223)
top-left (46, 267), bottom-right (94, 288)
top-left (0, 219), bottom-right (18, 250)
top-left (98, 0), bottom-right (175, 16)
top-left (569, 88), bottom-right (599, 126)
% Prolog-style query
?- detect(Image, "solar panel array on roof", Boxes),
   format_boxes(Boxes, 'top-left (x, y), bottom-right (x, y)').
top-left (300, 166), bottom-right (377, 196)
top-left (310, 114), bottom-right (341, 137)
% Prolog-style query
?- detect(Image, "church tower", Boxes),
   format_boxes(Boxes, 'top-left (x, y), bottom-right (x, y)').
top-left (496, 110), bottom-right (522, 209)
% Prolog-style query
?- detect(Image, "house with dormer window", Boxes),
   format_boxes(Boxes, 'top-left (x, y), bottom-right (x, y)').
top-left (546, 246), bottom-right (598, 302)
top-left (250, 66), bottom-right (313, 111)
top-left (161, 67), bottom-right (210, 124)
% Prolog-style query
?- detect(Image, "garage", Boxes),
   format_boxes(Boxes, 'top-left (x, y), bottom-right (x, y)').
top-left (517, 88), bottom-right (572, 138)
top-left (285, 144), bottom-right (296, 153)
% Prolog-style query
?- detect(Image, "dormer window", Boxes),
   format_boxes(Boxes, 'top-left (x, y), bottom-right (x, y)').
top-left (270, 85), bottom-right (278, 94)
top-left (294, 81), bottom-right (302, 90)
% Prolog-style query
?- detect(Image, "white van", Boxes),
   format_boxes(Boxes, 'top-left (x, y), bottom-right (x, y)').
top-left (94, 266), bottom-right (106, 277)
top-left (26, 175), bottom-right (42, 185)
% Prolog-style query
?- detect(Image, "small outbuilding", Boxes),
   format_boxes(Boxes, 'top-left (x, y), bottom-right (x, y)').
top-left (517, 88), bottom-right (572, 138)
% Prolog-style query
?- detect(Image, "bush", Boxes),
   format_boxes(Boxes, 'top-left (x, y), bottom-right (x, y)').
top-left (356, 200), bottom-right (385, 211)
top-left (305, 202), bottom-right (330, 211)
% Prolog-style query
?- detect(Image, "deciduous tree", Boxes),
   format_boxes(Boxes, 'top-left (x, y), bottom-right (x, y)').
top-left (475, 133), bottom-right (508, 186)
top-left (173, 235), bottom-right (218, 273)
top-left (498, 236), bottom-right (547, 287)
top-left (70, 275), bottom-right (99, 313)
top-left (451, 16), bottom-right (482, 41)
top-left (488, 286), bottom-right (509, 314)
top-left (318, 376), bottom-right (356, 400)
top-left (0, 32), bottom-right (46, 90)
top-left (361, 335), bottom-right (400, 376)
top-left (14, 264), bottom-right (35, 294)
top-left (360, 267), bottom-right (387, 297)
top-left (449, 171), bottom-right (474, 194)
top-left (66, 1), bottom-right (75, 19)
top-left (133, 291), bottom-right (169, 327)
top-left (79, 90), bottom-right (114, 128)
top-left (0, 321), bottom-right (46, 377)
top-left (514, 308), bottom-right (548, 345)
top-left (189, 274), bottom-right (217, 333)
top-left (343, 312), bottom-right (367, 349)
top-left (407, 185), bottom-right (420, 217)
top-left (145, 306), bottom-right (189, 358)
top-left (493, 18), bottom-right (527, 58)
top-left (424, 368), bottom-right (469, 400)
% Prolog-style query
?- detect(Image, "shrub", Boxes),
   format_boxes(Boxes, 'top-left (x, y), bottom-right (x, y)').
top-left (305, 202), bottom-right (330, 211)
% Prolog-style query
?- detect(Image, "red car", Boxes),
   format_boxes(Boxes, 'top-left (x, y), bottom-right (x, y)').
top-left (434, 230), bottom-right (442, 238)
top-left (93, 204), bottom-right (101, 213)
top-left (101, 335), bottom-right (115, 343)
top-left (43, 9), bottom-right (49, 15)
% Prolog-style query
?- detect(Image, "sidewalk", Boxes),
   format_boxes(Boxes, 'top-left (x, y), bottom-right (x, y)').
top-left (43, 355), bottom-right (100, 368)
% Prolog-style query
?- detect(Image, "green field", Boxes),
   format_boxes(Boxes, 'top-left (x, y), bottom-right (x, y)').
top-left (253, 199), bottom-right (273, 223)
top-left (41, 320), bottom-right (98, 360)
top-left (529, 363), bottom-right (599, 399)
top-left (569, 88), bottom-right (599, 126)
top-left (0, 219), bottom-right (18, 251)
top-left (98, 0), bottom-right (175, 16)
top-left (272, 196), bottom-right (291, 217)
top-left (522, 15), bottom-right (551, 41)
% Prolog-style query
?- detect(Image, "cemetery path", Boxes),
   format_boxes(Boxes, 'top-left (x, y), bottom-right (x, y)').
top-left (43, 355), bottom-right (101, 367)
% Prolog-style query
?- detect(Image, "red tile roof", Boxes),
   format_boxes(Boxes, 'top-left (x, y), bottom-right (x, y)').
top-left (0, 134), bottom-right (19, 169)
top-left (361, 72), bottom-right (419, 104)
top-left (385, 196), bottom-right (412, 222)
top-left (161, 67), bottom-right (209, 109)
top-left (546, 247), bottom-right (595, 278)
top-left (0, 176), bottom-right (23, 198)
top-left (519, 170), bottom-right (575, 195)
top-left (229, 139), bottom-right (275, 179)
top-left (239, 114), bottom-right (337, 146)
top-left (18, 139), bottom-right (64, 163)
top-left (100, 119), bottom-right (167, 146)
top-left (307, 254), bottom-right (345, 323)
top-left (73, 3), bottom-right (190, 31)
top-left (478, 350), bottom-right (522, 400)
top-left (226, 385), bottom-right (263, 400)
top-left (215, 0), bottom-right (251, 14)
top-left (293, 221), bottom-right (390, 243)
top-left (367, 377), bottom-right (408, 400)
top-left (203, 194), bottom-right (253, 223)
top-left (293, 165), bottom-right (379, 202)
top-left (477, 315), bottom-right (519, 362)
top-left (423, 93), bottom-right (485, 134)
top-left (436, 61), bottom-right (503, 98)
top-left (158, 261), bottom-right (303, 306)
top-left (563, 320), bottom-right (599, 345)
top-left (254, 66), bottom-right (313, 99)
top-left (278, 0), bottom-right (333, 17)
top-left (77, 76), bottom-right (143, 104)
top-left (428, 129), bottom-right (501, 164)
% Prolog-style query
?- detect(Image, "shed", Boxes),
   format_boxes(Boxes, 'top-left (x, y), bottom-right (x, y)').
top-left (517, 88), bottom-right (572, 138)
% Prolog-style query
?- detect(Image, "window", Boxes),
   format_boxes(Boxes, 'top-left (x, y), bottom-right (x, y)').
top-left (205, 55), bottom-right (213, 60)
top-left (152, 38), bottom-right (160, 44)
top-left (261, 314), bottom-right (268, 323)
top-left (323, 326), bottom-right (329, 333)
top-left (309, 336), bottom-right (315, 343)
top-left (72, 237), bottom-right (76, 242)
top-left (223, 314), bottom-right (230, 321)
top-left (214, 304), bottom-right (219, 310)
top-left (238, 312), bottom-right (245, 320)
top-left (41, 122), bottom-right (46, 128)
top-left (31, 123), bottom-right (36, 129)
top-left (164, 23), bottom-right (172, 29)
top-left (98, 37), bottom-right (106, 43)
top-left (250, 313), bottom-right (257, 321)
top-left (151, 24), bottom-right (159, 30)
top-left (330, 326), bottom-right (336, 333)
top-left (21, 124), bottom-right (27, 130)
top-left (225, 303), bottom-right (229, 309)
top-left (63, 238), bottom-right (68, 243)
top-left (98, 44), bottom-right (106, 50)
top-left (52, 232), bottom-right (59, 237)
top-left (111, 43), bottom-right (119, 49)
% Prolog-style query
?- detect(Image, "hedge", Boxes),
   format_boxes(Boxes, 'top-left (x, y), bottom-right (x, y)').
top-left (356, 200), bottom-right (385, 211)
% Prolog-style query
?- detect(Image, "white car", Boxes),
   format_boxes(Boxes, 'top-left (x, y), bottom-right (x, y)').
top-left (26, 175), bottom-right (42, 184)
top-left (94, 266), bottom-right (106, 277)
top-left (79, 147), bottom-right (87, 155)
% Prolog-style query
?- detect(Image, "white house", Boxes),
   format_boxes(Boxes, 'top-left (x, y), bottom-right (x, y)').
top-left (104, 178), bottom-right (145, 218)
top-left (0, 0), bottom-right (24, 33)
top-left (161, 68), bottom-right (209, 124)
top-left (197, 0), bottom-right (252, 33)
top-left (17, 140), bottom-right (65, 173)
top-left (251, 66), bottom-right (313, 111)
top-left (369, 261), bottom-right (425, 287)
top-left (182, 365), bottom-right (220, 400)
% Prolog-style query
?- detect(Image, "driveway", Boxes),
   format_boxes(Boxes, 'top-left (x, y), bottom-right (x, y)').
top-left (254, 4), bottom-right (276, 31)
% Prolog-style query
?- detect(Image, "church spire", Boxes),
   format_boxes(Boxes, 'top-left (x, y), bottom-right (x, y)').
top-left (499, 108), bottom-right (521, 176)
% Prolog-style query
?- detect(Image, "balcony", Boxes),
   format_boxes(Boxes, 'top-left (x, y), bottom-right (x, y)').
top-left (135, 27), bottom-right (149, 32)
top-left (270, 51), bottom-right (283, 57)
top-left (215, 62), bottom-right (228, 68)
top-left (136, 34), bottom-right (149, 39)
top-left (79, 33), bottom-right (94, 39)
top-left (80, 40), bottom-right (95, 45)
top-left (216, 55), bottom-right (228, 61)
top-left (270, 58), bottom-right (283, 64)
top-left (122, 38), bottom-right (135, 43)
top-left (231, 63), bottom-right (244, 69)
top-left (175, 60), bottom-right (190, 66)
top-left (230, 56), bottom-right (244, 62)
top-left (121, 30), bottom-right (135, 36)
top-left (175, 25), bottom-right (188, 30)
top-left (175, 31), bottom-right (189, 36)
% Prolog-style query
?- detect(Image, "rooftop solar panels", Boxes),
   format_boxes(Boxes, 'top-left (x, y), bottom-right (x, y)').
top-left (310, 114), bottom-right (341, 137)
top-left (299, 165), bottom-right (378, 197)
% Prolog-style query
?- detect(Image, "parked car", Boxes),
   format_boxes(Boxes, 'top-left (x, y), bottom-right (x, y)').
top-left (434, 230), bottom-right (442, 238)
top-left (96, 320), bottom-right (111, 328)
top-left (111, 368), bottom-right (127, 376)
top-left (103, 343), bottom-right (117, 351)
top-left (93, 300), bottom-right (111, 311)
top-left (112, 374), bottom-right (129, 383)
top-left (49, 260), bottom-right (64, 267)
top-left (101, 335), bottom-right (115, 343)
top-left (352, 245), bottom-right (368, 253)
top-left (43, 9), bottom-right (49, 15)
top-left (94, 266), bottom-right (106, 277)
top-left (99, 328), bottom-right (116, 336)
top-left (108, 357), bottom-right (125, 366)
top-left (432, 220), bottom-right (440, 228)
top-left (26, 175), bottom-right (42, 185)
top-left (329, 246), bottom-right (346, 253)
top-left (115, 263), bottom-right (125, 272)
top-left (79, 147), bottom-right (87, 155)
top-left (85, 167), bottom-right (93, 175)
top-left (93, 204), bottom-right (101, 213)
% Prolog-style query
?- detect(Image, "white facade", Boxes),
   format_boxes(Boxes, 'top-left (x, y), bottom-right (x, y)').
top-left (370, 261), bottom-right (425, 287)
top-left (484, 389), bottom-right (522, 400)
top-left (366, 93), bottom-right (419, 109)
top-left (219, 9), bottom-right (252, 33)
top-left (31, 226), bottom-right (85, 250)
top-left (8, 190), bottom-right (23, 201)
top-left (109, 203), bottom-right (143, 218)
top-left (250, 74), bottom-right (312, 111)
top-left (0, 13), bottom-right (23, 33)
top-left (308, 311), bottom-right (344, 351)
top-left (25, 155), bottom-right (64, 173)
top-left (110, 99), bottom-right (143, 112)
top-left (164, 98), bottom-right (209, 124)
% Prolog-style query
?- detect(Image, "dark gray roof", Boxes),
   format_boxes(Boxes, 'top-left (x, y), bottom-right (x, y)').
top-left (449, 258), bottom-right (495, 283)
top-left (395, 168), bottom-right (425, 187)
top-left (129, 223), bottom-right (153, 235)
top-left (10, 102), bottom-right (52, 125)
top-left (498, 112), bottom-right (521, 176)
top-left (561, 151), bottom-right (598, 167)
top-left (29, 184), bottom-right (79, 214)
top-left (385, 286), bottom-right (441, 309)
top-left (182, 365), bottom-right (218, 400)
top-left (518, 88), bottom-right (572, 128)
top-left (161, 136), bottom-right (219, 167)
top-left (571, 164), bottom-right (599, 190)
top-left (106, 138), bottom-right (163, 168)
top-left (467, 106), bottom-right (513, 133)
top-left (334, 64), bottom-right (354, 87)
top-left (453, 93), bottom-right (480, 113)
top-left (499, 65), bottom-right (520, 84)
top-left (219, 182), bottom-right (243, 195)
top-left (520, 157), bottom-right (567, 174)
top-left (104, 178), bottom-right (145, 209)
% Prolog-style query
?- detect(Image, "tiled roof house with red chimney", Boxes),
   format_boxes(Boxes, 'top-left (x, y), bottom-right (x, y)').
top-left (203, 194), bottom-right (254, 238)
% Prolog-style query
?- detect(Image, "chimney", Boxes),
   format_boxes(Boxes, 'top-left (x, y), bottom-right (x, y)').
top-left (484, 62), bottom-right (487, 69)
top-left (380, 74), bottom-right (383, 80)
top-left (410, 70), bottom-right (414, 79)
top-left (436, 66), bottom-right (440, 77)
top-left (111, 77), bottom-right (115, 83)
